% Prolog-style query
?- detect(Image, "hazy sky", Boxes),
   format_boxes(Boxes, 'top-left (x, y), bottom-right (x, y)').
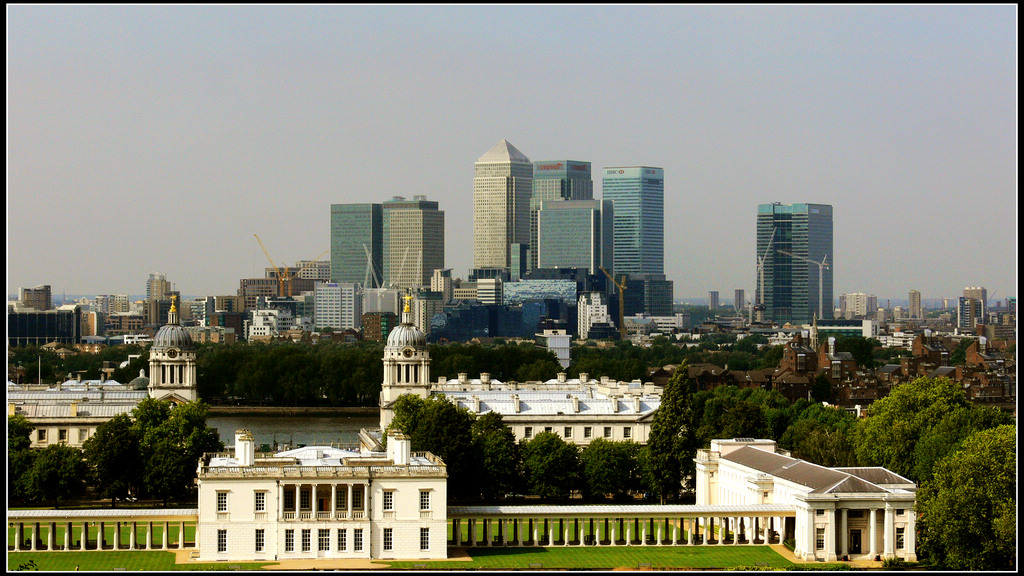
top-left (7, 5), bottom-right (1017, 303)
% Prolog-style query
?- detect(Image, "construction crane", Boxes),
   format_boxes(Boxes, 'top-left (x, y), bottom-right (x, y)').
top-left (754, 227), bottom-right (778, 316)
top-left (282, 249), bottom-right (330, 296)
top-left (600, 267), bottom-right (628, 341)
top-left (254, 234), bottom-right (287, 297)
top-left (776, 249), bottom-right (830, 320)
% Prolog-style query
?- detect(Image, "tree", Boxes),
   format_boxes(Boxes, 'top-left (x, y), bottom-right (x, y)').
top-left (387, 394), bottom-right (477, 498)
top-left (779, 402), bottom-right (857, 467)
top-left (917, 425), bottom-right (1015, 570)
top-left (581, 438), bottom-right (640, 500)
top-left (82, 413), bottom-right (142, 506)
top-left (853, 376), bottom-right (1012, 483)
top-left (470, 412), bottom-right (521, 500)
top-left (25, 444), bottom-right (87, 507)
top-left (643, 362), bottom-right (693, 502)
top-left (521, 432), bottom-right (580, 499)
top-left (835, 336), bottom-right (877, 369)
top-left (8, 414), bottom-right (36, 501)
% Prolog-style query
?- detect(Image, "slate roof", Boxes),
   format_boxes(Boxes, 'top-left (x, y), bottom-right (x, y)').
top-left (721, 446), bottom-right (896, 495)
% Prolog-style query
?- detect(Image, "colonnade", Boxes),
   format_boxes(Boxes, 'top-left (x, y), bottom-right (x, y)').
top-left (449, 513), bottom-right (790, 547)
top-left (279, 482), bottom-right (369, 520)
top-left (9, 519), bottom-right (196, 551)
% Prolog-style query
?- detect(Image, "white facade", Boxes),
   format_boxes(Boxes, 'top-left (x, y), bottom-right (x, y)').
top-left (578, 292), bottom-right (611, 339)
top-left (840, 293), bottom-right (878, 320)
top-left (473, 139), bottom-right (532, 270)
top-left (695, 438), bottom-right (917, 562)
top-left (196, 430), bottom-right (447, 561)
top-left (315, 282), bottom-right (362, 330)
top-left (535, 329), bottom-right (571, 369)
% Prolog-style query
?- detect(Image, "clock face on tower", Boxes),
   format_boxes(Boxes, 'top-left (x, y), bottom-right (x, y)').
top-left (402, 347), bottom-right (414, 358)
top-left (167, 348), bottom-right (178, 359)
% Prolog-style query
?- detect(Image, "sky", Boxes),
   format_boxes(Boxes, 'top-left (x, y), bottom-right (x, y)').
top-left (7, 5), bottom-right (1018, 304)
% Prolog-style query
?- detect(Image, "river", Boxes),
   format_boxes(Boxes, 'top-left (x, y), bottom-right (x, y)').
top-left (206, 414), bottom-right (380, 451)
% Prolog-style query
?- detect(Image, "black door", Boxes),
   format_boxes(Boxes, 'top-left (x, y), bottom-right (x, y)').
top-left (850, 529), bottom-right (862, 554)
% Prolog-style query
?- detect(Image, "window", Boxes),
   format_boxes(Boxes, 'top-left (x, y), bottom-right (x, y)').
top-left (420, 527), bottom-right (430, 551)
top-left (300, 489), bottom-right (311, 511)
top-left (524, 427), bottom-right (533, 439)
top-left (285, 530), bottom-right (294, 552)
top-left (896, 509), bottom-right (905, 516)
top-left (217, 492), bottom-right (228, 512)
top-left (352, 487), bottom-right (364, 510)
top-left (564, 427), bottom-right (572, 438)
top-left (301, 529), bottom-right (311, 552)
top-left (420, 490), bottom-right (430, 511)
top-left (255, 492), bottom-right (266, 512)
top-left (318, 529), bottom-right (330, 551)
top-left (583, 427), bottom-right (592, 439)
top-left (832, 361), bottom-right (841, 379)
top-left (383, 528), bottom-right (393, 552)
top-left (37, 429), bottom-right (46, 442)
top-left (284, 490), bottom-right (295, 510)
top-left (815, 527), bottom-right (825, 550)
top-left (58, 429), bottom-right (68, 443)
top-left (544, 426), bottom-right (552, 433)
top-left (354, 529), bottom-right (363, 551)
top-left (383, 490), bottom-right (394, 511)
top-left (217, 529), bottom-right (227, 553)
top-left (255, 529), bottom-right (264, 552)
top-left (763, 491), bottom-right (770, 500)
top-left (797, 354), bottom-right (806, 371)
top-left (896, 527), bottom-right (905, 550)
top-left (816, 509), bottom-right (825, 516)
top-left (337, 528), bottom-right (347, 552)
top-left (79, 428), bottom-right (89, 442)
top-left (623, 427), bottom-right (632, 439)
top-left (603, 427), bottom-right (612, 438)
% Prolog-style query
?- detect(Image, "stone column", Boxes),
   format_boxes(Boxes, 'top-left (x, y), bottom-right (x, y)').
top-left (906, 509), bottom-right (917, 561)
top-left (718, 517), bottom-right (725, 545)
top-left (98, 522), bottom-right (104, 550)
top-left (869, 508), bottom-right (878, 557)
top-left (734, 517), bottom-right (740, 544)
top-left (29, 523), bottom-right (37, 551)
top-left (179, 521), bottom-right (185, 549)
top-left (625, 519), bottom-right (632, 546)
top-left (840, 509), bottom-right (848, 559)
top-left (163, 522), bottom-right (169, 550)
top-left (687, 518), bottom-right (694, 545)
top-left (672, 519), bottom-right (678, 545)
top-left (346, 484), bottom-right (353, 519)
top-left (826, 509), bottom-right (837, 561)
top-left (48, 522), bottom-right (56, 550)
top-left (146, 522), bottom-right (153, 550)
top-left (81, 522), bottom-right (88, 551)
top-left (778, 516), bottom-right (785, 544)
top-left (883, 505), bottom-right (894, 558)
top-left (295, 485), bottom-right (301, 517)
top-left (14, 523), bottom-right (23, 551)
top-left (469, 519), bottom-right (476, 547)
top-left (763, 516), bottom-right (770, 543)
top-left (549, 521), bottom-right (556, 548)
top-left (65, 521), bottom-right (72, 551)
top-left (112, 522), bottom-right (119, 550)
top-left (331, 484), bottom-right (337, 520)
top-left (130, 521), bottom-right (137, 550)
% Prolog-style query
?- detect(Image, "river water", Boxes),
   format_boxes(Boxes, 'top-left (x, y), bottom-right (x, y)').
top-left (206, 414), bottom-right (380, 451)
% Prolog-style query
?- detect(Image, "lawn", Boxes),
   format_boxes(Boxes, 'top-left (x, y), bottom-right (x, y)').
top-left (7, 551), bottom-right (271, 572)
top-left (385, 545), bottom-right (798, 570)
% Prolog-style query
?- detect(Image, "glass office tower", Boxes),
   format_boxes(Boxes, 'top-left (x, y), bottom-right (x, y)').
top-left (530, 160), bottom-right (593, 269)
top-left (602, 167), bottom-right (664, 276)
top-left (757, 203), bottom-right (834, 324)
top-left (536, 199), bottom-right (613, 274)
top-left (330, 203), bottom-right (383, 286)
top-left (382, 195), bottom-right (445, 290)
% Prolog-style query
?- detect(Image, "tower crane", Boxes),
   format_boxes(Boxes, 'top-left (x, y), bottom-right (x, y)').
top-left (599, 267), bottom-right (628, 341)
top-left (254, 234), bottom-right (287, 297)
top-left (776, 249), bottom-right (830, 320)
top-left (282, 249), bottom-right (330, 296)
top-left (754, 227), bottom-right (778, 318)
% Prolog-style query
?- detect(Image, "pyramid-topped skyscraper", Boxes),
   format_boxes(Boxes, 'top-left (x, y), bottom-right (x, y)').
top-left (473, 139), bottom-right (533, 271)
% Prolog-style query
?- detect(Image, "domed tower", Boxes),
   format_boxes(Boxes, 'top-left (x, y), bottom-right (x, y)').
top-left (380, 294), bottom-right (431, 430)
top-left (148, 295), bottom-right (198, 404)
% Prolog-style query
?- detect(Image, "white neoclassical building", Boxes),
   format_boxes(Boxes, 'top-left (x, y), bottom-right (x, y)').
top-left (379, 295), bottom-right (662, 444)
top-left (147, 296), bottom-right (198, 405)
top-left (695, 438), bottom-right (917, 562)
top-left (195, 429), bottom-right (448, 561)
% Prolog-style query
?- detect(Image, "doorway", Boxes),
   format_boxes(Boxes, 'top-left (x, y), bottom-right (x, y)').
top-left (849, 529), bottom-right (862, 555)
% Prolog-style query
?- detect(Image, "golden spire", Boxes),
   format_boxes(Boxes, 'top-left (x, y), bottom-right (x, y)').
top-left (403, 293), bottom-right (413, 314)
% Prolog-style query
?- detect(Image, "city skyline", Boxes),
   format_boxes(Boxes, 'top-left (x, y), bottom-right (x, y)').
top-left (7, 5), bottom-right (1017, 301)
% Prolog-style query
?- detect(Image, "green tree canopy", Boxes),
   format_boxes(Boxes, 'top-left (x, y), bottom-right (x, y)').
top-left (521, 432), bottom-right (581, 500)
top-left (386, 394), bottom-right (477, 498)
top-left (917, 425), bottom-right (1016, 570)
top-left (643, 363), bottom-right (693, 502)
top-left (8, 414), bottom-right (36, 501)
top-left (470, 411), bottom-right (521, 500)
top-left (580, 438), bottom-right (640, 500)
top-left (25, 443), bottom-right (87, 507)
top-left (82, 413), bottom-right (142, 506)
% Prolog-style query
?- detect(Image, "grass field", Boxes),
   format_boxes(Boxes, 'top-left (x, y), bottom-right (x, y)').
top-left (7, 551), bottom-right (271, 572)
top-left (386, 545), bottom-right (798, 570)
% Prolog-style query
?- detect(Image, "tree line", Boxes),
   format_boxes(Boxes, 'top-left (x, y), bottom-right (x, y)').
top-left (8, 398), bottom-right (222, 508)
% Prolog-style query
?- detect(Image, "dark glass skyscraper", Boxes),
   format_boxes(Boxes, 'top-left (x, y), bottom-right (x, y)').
top-left (602, 167), bottom-right (664, 276)
top-left (530, 160), bottom-right (593, 269)
top-left (757, 203), bottom-right (834, 324)
top-left (330, 203), bottom-right (383, 286)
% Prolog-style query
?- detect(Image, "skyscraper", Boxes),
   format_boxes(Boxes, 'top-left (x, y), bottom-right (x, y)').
top-left (734, 289), bottom-right (745, 314)
top-left (535, 199), bottom-right (613, 274)
top-left (602, 167), bottom-right (664, 276)
top-left (708, 291), bottom-right (719, 310)
top-left (757, 203), bottom-right (834, 324)
top-left (473, 140), bottom-right (533, 271)
top-left (382, 195), bottom-right (444, 290)
top-left (909, 289), bottom-right (923, 319)
top-left (330, 203), bottom-right (383, 286)
top-left (19, 285), bottom-right (52, 311)
top-left (530, 160), bottom-right (593, 269)
top-left (146, 274), bottom-right (171, 302)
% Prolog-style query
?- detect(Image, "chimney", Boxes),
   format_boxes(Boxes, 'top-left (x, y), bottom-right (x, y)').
top-left (458, 372), bottom-right (468, 383)
top-left (513, 394), bottom-right (521, 413)
top-left (71, 402), bottom-right (78, 418)
top-left (571, 396), bottom-right (579, 413)
top-left (557, 372), bottom-right (567, 383)
top-left (387, 430), bottom-right (411, 465)
top-left (828, 337), bottom-right (836, 356)
top-left (481, 373), bottom-right (491, 385)
top-left (611, 396), bottom-right (619, 413)
top-left (580, 372), bottom-right (589, 383)
top-left (633, 396), bottom-right (641, 413)
top-left (472, 395), bottom-right (480, 413)
top-left (979, 336), bottom-right (987, 352)
top-left (234, 429), bottom-right (255, 466)
top-left (438, 376), bottom-right (447, 385)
